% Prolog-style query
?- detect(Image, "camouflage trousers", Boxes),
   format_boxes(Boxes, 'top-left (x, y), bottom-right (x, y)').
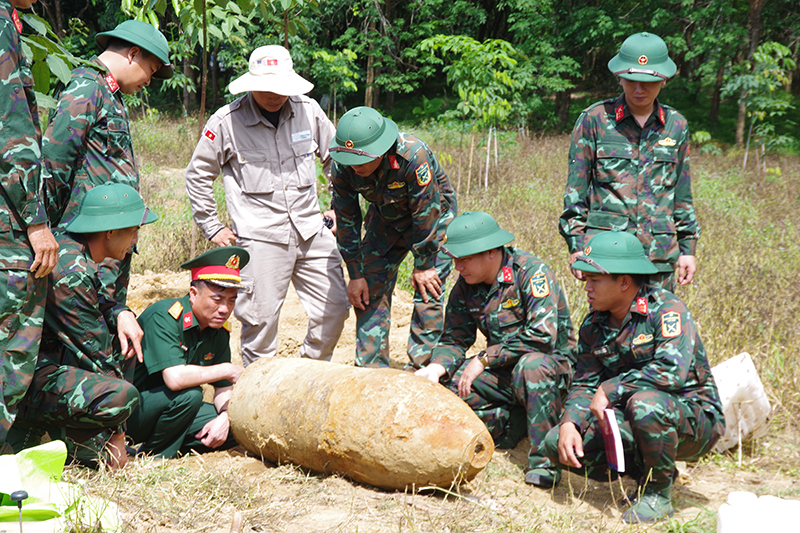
top-left (450, 352), bottom-right (572, 470)
top-left (0, 269), bottom-right (46, 450)
top-left (543, 390), bottom-right (721, 490)
top-left (354, 241), bottom-right (452, 369)
top-left (127, 385), bottom-right (237, 459)
top-left (10, 360), bottom-right (139, 449)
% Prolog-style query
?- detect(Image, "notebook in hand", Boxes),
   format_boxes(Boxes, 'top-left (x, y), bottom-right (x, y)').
top-left (603, 408), bottom-right (625, 472)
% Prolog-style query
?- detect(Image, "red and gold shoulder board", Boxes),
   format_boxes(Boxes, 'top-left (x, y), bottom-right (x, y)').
top-left (387, 154), bottom-right (399, 169)
top-left (223, 320), bottom-right (231, 332)
top-left (502, 266), bottom-right (513, 282)
top-left (415, 161), bottom-right (431, 186)
top-left (658, 106), bottom-right (666, 125)
top-left (182, 312), bottom-right (194, 330)
top-left (11, 8), bottom-right (22, 33)
top-left (661, 311), bottom-right (681, 338)
top-left (615, 104), bottom-right (624, 122)
top-left (105, 73), bottom-right (120, 93)
top-left (636, 297), bottom-right (648, 314)
top-left (168, 301), bottom-right (183, 320)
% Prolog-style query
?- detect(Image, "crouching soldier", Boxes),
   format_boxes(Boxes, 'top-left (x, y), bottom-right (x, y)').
top-left (9, 183), bottom-right (158, 470)
top-left (126, 248), bottom-right (248, 458)
top-left (416, 211), bottom-right (574, 488)
top-left (542, 230), bottom-right (724, 523)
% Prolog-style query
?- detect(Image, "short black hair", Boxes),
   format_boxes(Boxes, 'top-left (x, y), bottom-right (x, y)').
top-left (105, 37), bottom-right (153, 60)
top-left (610, 273), bottom-right (649, 287)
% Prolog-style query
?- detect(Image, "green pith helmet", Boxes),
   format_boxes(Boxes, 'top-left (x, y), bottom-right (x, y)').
top-left (573, 230), bottom-right (658, 275)
top-left (442, 211), bottom-right (514, 258)
top-left (181, 247), bottom-right (250, 289)
top-left (329, 107), bottom-right (398, 166)
top-left (96, 20), bottom-right (173, 79)
top-left (607, 32), bottom-right (676, 82)
top-left (66, 182), bottom-right (158, 233)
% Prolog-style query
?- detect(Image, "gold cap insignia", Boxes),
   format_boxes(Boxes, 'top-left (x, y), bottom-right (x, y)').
top-left (225, 255), bottom-right (240, 270)
top-left (638, 55), bottom-right (648, 65)
top-left (345, 140), bottom-right (354, 149)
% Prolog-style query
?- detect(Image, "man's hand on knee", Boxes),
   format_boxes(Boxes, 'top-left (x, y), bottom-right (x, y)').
top-left (196, 412), bottom-right (230, 448)
top-left (557, 422), bottom-right (584, 468)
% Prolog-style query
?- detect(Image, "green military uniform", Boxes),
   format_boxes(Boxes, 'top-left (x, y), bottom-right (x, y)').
top-left (0, 0), bottom-right (52, 448)
top-left (559, 32), bottom-right (698, 291)
top-left (128, 294), bottom-right (237, 458)
top-left (330, 107), bottom-right (457, 368)
top-left (127, 247), bottom-right (248, 458)
top-left (9, 183), bottom-right (158, 459)
top-left (541, 230), bottom-right (723, 523)
top-left (428, 212), bottom-right (574, 488)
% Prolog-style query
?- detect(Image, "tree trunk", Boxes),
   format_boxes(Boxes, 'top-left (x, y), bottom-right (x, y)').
top-left (709, 58), bottom-right (725, 125)
top-left (197, 1), bottom-right (209, 142)
top-left (467, 128), bottom-right (475, 196)
top-left (735, 0), bottom-right (765, 147)
top-left (735, 98), bottom-right (746, 147)
top-left (284, 11), bottom-right (289, 49)
top-left (554, 90), bottom-right (571, 131)
top-left (364, 20), bottom-right (376, 107)
top-left (211, 45), bottom-right (220, 109)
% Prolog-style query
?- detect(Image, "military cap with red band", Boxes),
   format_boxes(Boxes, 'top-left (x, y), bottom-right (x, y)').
top-left (180, 246), bottom-right (250, 289)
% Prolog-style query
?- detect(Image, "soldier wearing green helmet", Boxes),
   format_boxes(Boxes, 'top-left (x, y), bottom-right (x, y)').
top-left (416, 211), bottom-right (574, 488)
top-left (542, 230), bottom-right (724, 523)
top-left (330, 106), bottom-right (457, 368)
top-left (8, 183), bottom-right (159, 471)
top-left (559, 32), bottom-right (700, 293)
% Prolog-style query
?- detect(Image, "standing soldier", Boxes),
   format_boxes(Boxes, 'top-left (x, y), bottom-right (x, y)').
top-left (330, 106), bottom-right (457, 368)
top-left (41, 19), bottom-right (172, 354)
top-left (9, 183), bottom-right (158, 470)
top-left (416, 212), bottom-right (574, 487)
top-left (0, 0), bottom-right (59, 451)
top-left (559, 32), bottom-right (699, 292)
top-left (186, 45), bottom-right (349, 365)
top-left (543, 230), bottom-right (724, 522)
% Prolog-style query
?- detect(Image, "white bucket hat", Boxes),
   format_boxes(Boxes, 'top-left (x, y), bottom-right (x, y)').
top-left (228, 45), bottom-right (314, 96)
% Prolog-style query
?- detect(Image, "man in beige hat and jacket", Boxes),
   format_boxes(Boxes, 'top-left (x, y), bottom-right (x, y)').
top-left (186, 45), bottom-right (349, 364)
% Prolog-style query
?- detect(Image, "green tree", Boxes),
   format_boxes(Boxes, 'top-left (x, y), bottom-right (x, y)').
top-left (310, 48), bottom-right (359, 123)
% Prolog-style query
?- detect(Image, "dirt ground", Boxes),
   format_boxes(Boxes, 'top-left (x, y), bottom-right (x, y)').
top-left (121, 272), bottom-right (800, 532)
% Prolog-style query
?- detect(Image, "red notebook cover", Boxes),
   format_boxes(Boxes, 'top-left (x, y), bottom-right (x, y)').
top-left (603, 409), bottom-right (625, 472)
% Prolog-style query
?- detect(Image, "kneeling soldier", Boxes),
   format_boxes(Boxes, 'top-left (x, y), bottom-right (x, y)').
top-left (127, 248), bottom-right (248, 458)
top-left (416, 211), bottom-right (574, 488)
top-left (9, 183), bottom-right (157, 470)
top-left (542, 230), bottom-right (724, 522)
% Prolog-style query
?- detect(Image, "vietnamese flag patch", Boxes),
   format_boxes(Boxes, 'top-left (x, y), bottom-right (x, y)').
top-left (203, 127), bottom-right (216, 142)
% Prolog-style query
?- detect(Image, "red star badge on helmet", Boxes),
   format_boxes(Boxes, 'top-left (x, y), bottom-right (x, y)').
top-left (638, 55), bottom-right (648, 65)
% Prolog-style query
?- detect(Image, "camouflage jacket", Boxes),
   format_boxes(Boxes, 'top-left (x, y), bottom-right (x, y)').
top-left (37, 230), bottom-right (130, 379)
top-left (133, 294), bottom-right (232, 393)
top-left (0, 0), bottom-right (48, 269)
top-left (42, 56), bottom-right (138, 228)
top-left (430, 247), bottom-right (575, 379)
top-left (559, 94), bottom-right (699, 271)
top-left (561, 284), bottom-right (724, 435)
top-left (331, 133), bottom-right (457, 279)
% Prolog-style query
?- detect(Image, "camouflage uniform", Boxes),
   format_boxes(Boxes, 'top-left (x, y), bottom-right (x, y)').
top-left (542, 284), bottom-right (724, 490)
top-left (0, 0), bottom-right (50, 447)
top-left (127, 294), bottom-right (237, 458)
top-left (332, 133), bottom-right (457, 368)
top-left (430, 247), bottom-right (574, 470)
top-left (41, 56), bottom-right (137, 308)
top-left (10, 230), bottom-right (139, 450)
top-left (559, 94), bottom-right (699, 291)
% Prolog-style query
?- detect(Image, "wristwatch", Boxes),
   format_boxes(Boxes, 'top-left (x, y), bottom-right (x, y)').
top-left (476, 349), bottom-right (490, 368)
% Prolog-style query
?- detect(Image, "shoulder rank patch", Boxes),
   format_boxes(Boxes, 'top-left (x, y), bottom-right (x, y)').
top-left (168, 301), bottom-right (184, 320)
top-left (658, 137), bottom-right (676, 147)
top-left (530, 272), bottom-right (550, 298)
top-left (203, 127), bottom-right (216, 142)
top-left (501, 298), bottom-right (519, 309)
top-left (415, 161), bottom-right (431, 186)
top-left (223, 320), bottom-right (231, 332)
top-left (387, 154), bottom-right (400, 169)
top-left (105, 73), bottom-right (119, 93)
top-left (632, 333), bottom-right (653, 346)
top-left (388, 181), bottom-right (405, 190)
top-left (11, 8), bottom-right (22, 33)
top-left (203, 352), bottom-right (215, 361)
top-left (182, 312), bottom-right (194, 330)
top-left (658, 106), bottom-right (666, 125)
top-left (615, 104), bottom-right (624, 122)
top-left (661, 311), bottom-right (681, 338)
top-left (502, 266), bottom-right (513, 282)
top-left (636, 297), bottom-right (648, 314)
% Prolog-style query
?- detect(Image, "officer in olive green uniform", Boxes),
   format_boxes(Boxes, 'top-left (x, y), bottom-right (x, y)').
top-left (417, 212), bottom-right (574, 488)
top-left (127, 248), bottom-right (248, 459)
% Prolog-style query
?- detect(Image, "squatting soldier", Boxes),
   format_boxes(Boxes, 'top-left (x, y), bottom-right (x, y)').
top-left (559, 32), bottom-right (699, 292)
top-left (416, 212), bottom-right (574, 488)
top-left (41, 20), bottom-right (172, 355)
top-left (0, 0), bottom-right (59, 449)
top-left (9, 183), bottom-right (158, 471)
top-left (330, 106), bottom-right (457, 368)
top-left (186, 45), bottom-right (348, 365)
top-left (127, 248), bottom-right (247, 458)
top-left (542, 230), bottom-right (724, 523)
